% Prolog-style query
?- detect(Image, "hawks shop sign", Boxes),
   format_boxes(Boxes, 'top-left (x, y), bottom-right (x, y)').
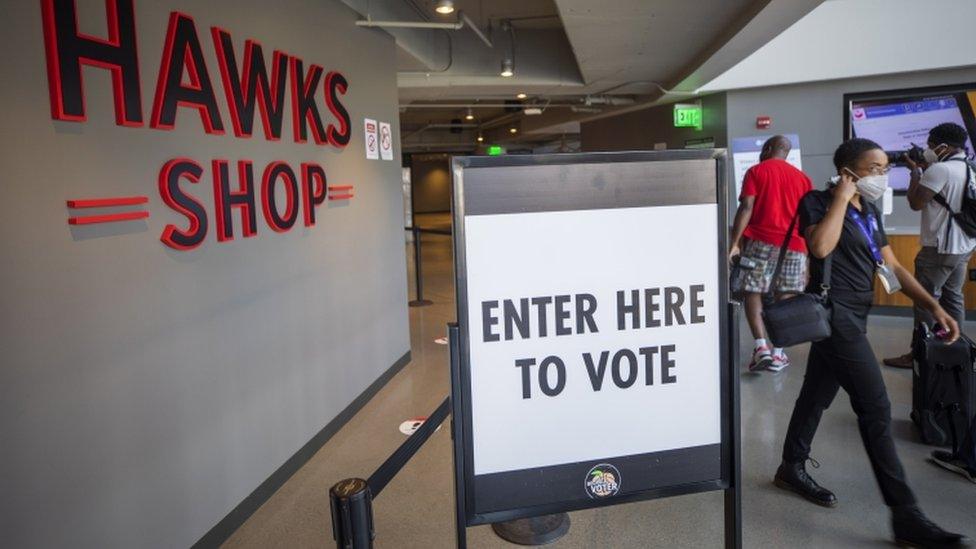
top-left (42, 0), bottom-right (355, 250)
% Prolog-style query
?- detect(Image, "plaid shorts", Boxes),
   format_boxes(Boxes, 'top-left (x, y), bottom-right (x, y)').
top-left (735, 237), bottom-right (807, 294)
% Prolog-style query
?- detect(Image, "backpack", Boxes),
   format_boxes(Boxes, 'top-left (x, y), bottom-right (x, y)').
top-left (932, 157), bottom-right (976, 239)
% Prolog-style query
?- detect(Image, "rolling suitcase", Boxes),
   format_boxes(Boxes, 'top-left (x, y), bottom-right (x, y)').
top-left (910, 323), bottom-right (976, 450)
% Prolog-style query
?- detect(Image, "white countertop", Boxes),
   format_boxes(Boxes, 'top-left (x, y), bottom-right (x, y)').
top-left (883, 226), bottom-right (921, 236)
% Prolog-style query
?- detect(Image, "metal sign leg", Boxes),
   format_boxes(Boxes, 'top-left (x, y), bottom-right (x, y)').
top-left (449, 324), bottom-right (468, 549)
top-left (491, 514), bottom-right (570, 545)
top-left (725, 302), bottom-right (742, 549)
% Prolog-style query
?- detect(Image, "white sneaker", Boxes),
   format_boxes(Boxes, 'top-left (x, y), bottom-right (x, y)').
top-left (749, 345), bottom-right (773, 372)
top-left (769, 352), bottom-right (791, 372)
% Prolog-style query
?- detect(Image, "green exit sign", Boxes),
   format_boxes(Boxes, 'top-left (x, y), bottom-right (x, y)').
top-left (673, 103), bottom-right (703, 130)
top-left (487, 145), bottom-right (505, 156)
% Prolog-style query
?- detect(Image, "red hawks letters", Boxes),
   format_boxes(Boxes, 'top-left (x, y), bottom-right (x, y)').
top-left (41, 0), bottom-right (352, 249)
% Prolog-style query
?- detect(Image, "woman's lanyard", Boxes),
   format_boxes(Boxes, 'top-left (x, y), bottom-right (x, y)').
top-left (847, 208), bottom-right (882, 263)
top-left (847, 206), bottom-right (901, 294)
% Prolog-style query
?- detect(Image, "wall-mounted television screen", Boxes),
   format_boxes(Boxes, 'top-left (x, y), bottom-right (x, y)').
top-left (845, 84), bottom-right (976, 192)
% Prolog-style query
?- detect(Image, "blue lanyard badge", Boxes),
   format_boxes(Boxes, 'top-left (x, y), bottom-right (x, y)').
top-left (847, 208), bottom-right (883, 264)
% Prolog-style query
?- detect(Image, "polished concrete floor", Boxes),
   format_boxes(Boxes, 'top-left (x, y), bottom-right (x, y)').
top-left (224, 219), bottom-right (975, 548)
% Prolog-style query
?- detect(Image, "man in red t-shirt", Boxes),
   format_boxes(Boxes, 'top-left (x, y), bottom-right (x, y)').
top-left (730, 135), bottom-right (812, 372)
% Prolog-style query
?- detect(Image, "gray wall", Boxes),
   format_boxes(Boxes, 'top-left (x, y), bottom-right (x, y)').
top-left (410, 154), bottom-right (452, 214)
top-left (0, 1), bottom-right (408, 547)
top-left (725, 66), bottom-right (976, 231)
top-left (581, 93), bottom-right (728, 152)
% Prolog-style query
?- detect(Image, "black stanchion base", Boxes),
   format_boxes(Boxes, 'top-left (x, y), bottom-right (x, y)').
top-left (329, 478), bottom-right (374, 549)
top-left (409, 299), bottom-right (433, 307)
top-left (490, 513), bottom-right (570, 546)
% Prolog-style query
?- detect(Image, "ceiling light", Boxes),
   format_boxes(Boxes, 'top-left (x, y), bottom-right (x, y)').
top-left (477, 135), bottom-right (484, 143)
top-left (434, 0), bottom-right (454, 15)
top-left (516, 92), bottom-right (527, 99)
top-left (500, 58), bottom-right (514, 78)
top-left (465, 108), bottom-right (474, 121)
top-left (509, 127), bottom-right (518, 134)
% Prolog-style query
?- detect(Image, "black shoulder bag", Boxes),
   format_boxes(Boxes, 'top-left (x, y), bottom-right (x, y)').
top-left (932, 158), bottom-right (976, 239)
top-left (761, 210), bottom-right (833, 348)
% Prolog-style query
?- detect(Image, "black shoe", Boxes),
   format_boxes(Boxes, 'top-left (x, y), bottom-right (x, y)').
top-left (930, 450), bottom-right (976, 484)
top-left (892, 505), bottom-right (970, 548)
top-left (774, 458), bottom-right (837, 508)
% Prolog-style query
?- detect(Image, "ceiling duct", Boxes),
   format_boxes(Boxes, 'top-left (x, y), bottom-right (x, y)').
top-left (353, 10), bottom-right (492, 48)
top-left (504, 99), bottom-right (523, 113)
top-left (583, 96), bottom-right (636, 106)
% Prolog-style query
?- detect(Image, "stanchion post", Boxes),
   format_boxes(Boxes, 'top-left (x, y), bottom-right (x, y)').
top-left (409, 226), bottom-right (432, 307)
top-left (448, 323), bottom-right (468, 549)
top-left (724, 301), bottom-right (742, 549)
top-left (330, 478), bottom-right (374, 549)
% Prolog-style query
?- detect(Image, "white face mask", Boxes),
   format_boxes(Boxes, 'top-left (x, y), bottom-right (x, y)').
top-left (923, 143), bottom-right (948, 164)
top-left (855, 173), bottom-right (889, 201)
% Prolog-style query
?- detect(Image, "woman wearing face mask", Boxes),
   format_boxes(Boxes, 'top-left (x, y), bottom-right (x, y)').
top-left (773, 138), bottom-right (969, 548)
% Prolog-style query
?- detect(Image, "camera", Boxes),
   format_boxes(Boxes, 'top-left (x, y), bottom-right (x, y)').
top-left (886, 143), bottom-right (926, 166)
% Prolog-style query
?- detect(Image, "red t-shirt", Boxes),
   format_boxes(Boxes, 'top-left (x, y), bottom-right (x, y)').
top-left (740, 158), bottom-right (812, 253)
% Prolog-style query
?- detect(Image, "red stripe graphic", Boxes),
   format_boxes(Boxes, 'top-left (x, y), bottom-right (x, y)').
top-left (328, 193), bottom-right (353, 201)
top-left (68, 211), bottom-right (150, 225)
top-left (327, 185), bottom-right (353, 191)
top-left (67, 196), bottom-right (149, 208)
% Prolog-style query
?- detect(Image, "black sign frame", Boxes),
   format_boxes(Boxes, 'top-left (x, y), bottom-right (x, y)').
top-left (448, 150), bottom-right (740, 548)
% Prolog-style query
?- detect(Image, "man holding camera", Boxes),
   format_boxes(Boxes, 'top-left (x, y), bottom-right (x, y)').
top-left (884, 122), bottom-right (975, 369)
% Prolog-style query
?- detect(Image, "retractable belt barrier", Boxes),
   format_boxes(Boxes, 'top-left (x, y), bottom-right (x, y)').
top-left (329, 397), bottom-right (451, 549)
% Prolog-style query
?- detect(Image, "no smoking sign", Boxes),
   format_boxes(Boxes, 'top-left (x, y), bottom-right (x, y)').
top-left (364, 118), bottom-right (378, 159)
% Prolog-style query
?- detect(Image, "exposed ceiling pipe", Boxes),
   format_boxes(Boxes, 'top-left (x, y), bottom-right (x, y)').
top-left (403, 142), bottom-right (477, 147)
top-left (583, 96), bottom-right (636, 106)
top-left (356, 18), bottom-right (462, 30)
top-left (402, 122), bottom-right (478, 139)
top-left (355, 11), bottom-right (491, 48)
top-left (458, 12), bottom-right (492, 48)
top-left (400, 103), bottom-right (579, 108)
top-left (591, 80), bottom-right (700, 97)
top-left (402, 141), bottom-right (478, 150)
top-left (398, 33), bottom-right (454, 74)
top-left (478, 112), bottom-right (520, 130)
top-left (342, 0), bottom-right (448, 70)
top-left (407, 123), bottom-right (479, 129)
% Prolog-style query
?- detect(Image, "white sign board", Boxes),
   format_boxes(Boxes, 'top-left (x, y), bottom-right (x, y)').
top-left (731, 134), bottom-right (802, 198)
top-left (379, 121), bottom-right (394, 161)
top-left (464, 204), bottom-right (722, 474)
top-left (451, 153), bottom-right (732, 524)
top-left (364, 118), bottom-right (378, 160)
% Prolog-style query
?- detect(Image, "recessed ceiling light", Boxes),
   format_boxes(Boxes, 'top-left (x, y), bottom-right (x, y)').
top-left (500, 58), bottom-right (514, 78)
top-left (516, 93), bottom-right (527, 99)
top-left (509, 127), bottom-right (518, 134)
top-left (435, 0), bottom-right (454, 15)
top-left (477, 135), bottom-right (484, 142)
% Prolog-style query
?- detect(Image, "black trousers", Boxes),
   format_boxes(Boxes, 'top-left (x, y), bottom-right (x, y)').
top-left (962, 413), bottom-right (976, 471)
top-left (782, 298), bottom-right (917, 507)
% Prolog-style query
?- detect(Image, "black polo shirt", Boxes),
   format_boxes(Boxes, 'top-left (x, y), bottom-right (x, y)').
top-left (798, 189), bottom-right (888, 295)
